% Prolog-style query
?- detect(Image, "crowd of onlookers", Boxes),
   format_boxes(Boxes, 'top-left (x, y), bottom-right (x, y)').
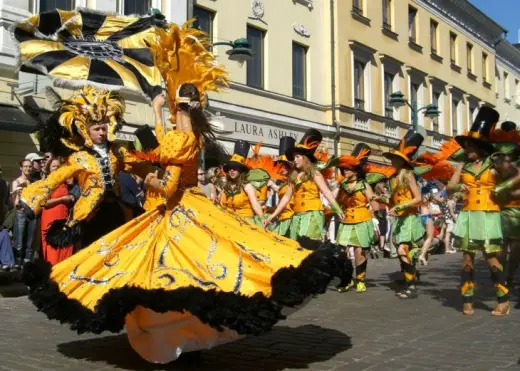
top-left (0, 154), bottom-right (462, 273)
top-left (0, 152), bottom-right (146, 271)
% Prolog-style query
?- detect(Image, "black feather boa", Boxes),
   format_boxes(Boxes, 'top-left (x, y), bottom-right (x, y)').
top-left (45, 219), bottom-right (83, 248)
top-left (23, 242), bottom-right (346, 336)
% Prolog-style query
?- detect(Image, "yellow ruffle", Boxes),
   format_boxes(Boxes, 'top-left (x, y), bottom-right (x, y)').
top-left (50, 187), bottom-right (310, 312)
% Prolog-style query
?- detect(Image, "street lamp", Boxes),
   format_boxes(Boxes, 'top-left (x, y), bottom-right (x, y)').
top-left (213, 39), bottom-right (254, 63)
top-left (388, 91), bottom-right (440, 131)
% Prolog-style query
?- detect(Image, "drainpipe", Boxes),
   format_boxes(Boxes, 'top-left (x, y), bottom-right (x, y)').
top-left (330, 0), bottom-right (339, 156)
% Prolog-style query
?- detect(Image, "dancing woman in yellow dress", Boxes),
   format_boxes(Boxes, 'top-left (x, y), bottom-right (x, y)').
top-left (23, 84), bottom-right (344, 363)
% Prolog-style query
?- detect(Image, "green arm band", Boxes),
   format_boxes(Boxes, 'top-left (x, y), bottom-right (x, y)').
top-left (448, 184), bottom-right (462, 194)
top-left (394, 201), bottom-right (415, 213)
top-left (330, 202), bottom-right (343, 215)
top-left (493, 180), bottom-right (514, 196)
top-left (378, 196), bottom-right (390, 205)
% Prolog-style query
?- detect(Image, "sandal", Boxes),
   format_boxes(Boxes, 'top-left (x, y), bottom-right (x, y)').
top-left (397, 288), bottom-right (418, 299)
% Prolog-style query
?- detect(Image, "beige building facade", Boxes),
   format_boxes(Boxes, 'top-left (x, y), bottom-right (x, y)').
top-left (0, 0), bottom-right (515, 179)
top-left (495, 40), bottom-right (520, 126)
top-left (335, 0), bottom-right (505, 161)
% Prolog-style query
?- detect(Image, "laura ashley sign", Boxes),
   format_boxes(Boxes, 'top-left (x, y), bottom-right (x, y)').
top-left (218, 117), bottom-right (301, 146)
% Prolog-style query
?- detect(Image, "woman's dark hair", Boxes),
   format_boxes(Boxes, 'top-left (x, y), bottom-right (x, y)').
top-left (177, 84), bottom-right (218, 144)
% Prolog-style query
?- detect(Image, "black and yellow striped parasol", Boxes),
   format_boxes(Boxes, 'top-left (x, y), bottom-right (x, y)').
top-left (12, 8), bottom-right (163, 100)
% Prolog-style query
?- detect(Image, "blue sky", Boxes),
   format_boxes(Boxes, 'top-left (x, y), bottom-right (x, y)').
top-left (470, 0), bottom-right (519, 43)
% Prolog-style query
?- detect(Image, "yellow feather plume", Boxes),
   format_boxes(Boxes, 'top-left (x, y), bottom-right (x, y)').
top-left (152, 20), bottom-right (229, 127)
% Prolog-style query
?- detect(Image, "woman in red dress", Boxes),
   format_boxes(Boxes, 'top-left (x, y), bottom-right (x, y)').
top-left (41, 158), bottom-right (75, 265)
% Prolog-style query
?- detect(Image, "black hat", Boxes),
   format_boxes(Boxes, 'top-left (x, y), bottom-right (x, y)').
top-left (455, 106), bottom-right (498, 154)
top-left (501, 121), bottom-right (517, 132)
top-left (338, 143), bottom-right (371, 169)
top-left (288, 129), bottom-right (322, 163)
top-left (278, 136), bottom-right (296, 162)
top-left (383, 129), bottom-right (424, 169)
top-left (223, 140), bottom-right (250, 172)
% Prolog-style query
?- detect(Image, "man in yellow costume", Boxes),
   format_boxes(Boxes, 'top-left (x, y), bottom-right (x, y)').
top-left (19, 87), bottom-right (152, 249)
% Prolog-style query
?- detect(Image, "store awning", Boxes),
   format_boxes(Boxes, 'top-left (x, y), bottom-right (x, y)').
top-left (0, 104), bottom-right (39, 133)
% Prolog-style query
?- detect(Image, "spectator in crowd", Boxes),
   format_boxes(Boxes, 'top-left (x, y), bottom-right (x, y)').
top-left (25, 153), bottom-right (44, 181)
top-left (119, 171), bottom-right (145, 221)
top-left (41, 152), bottom-right (54, 179)
top-left (0, 164), bottom-right (8, 224)
top-left (0, 229), bottom-right (17, 271)
top-left (198, 168), bottom-right (217, 203)
top-left (12, 159), bottom-right (36, 265)
top-left (40, 158), bottom-right (75, 265)
top-left (374, 180), bottom-right (390, 256)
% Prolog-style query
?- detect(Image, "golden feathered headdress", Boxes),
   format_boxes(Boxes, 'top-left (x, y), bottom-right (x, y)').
top-left (152, 19), bottom-right (229, 141)
top-left (58, 86), bottom-right (125, 149)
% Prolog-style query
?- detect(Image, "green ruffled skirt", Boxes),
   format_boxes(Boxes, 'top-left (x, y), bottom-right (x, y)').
top-left (453, 211), bottom-right (502, 253)
top-left (290, 210), bottom-right (324, 240)
top-left (246, 215), bottom-right (265, 227)
top-left (270, 218), bottom-right (292, 238)
top-left (392, 214), bottom-right (425, 246)
top-left (337, 220), bottom-right (377, 249)
top-left (501, 208), bottom-right (520, 239)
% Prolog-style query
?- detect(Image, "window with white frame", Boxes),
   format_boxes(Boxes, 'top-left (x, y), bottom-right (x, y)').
top-left (432, 91), bottom-right (441, 133)
top-left (39, 0), bottom-right (74, 11)
top-left (121, 0), bottom-right (151, 15)
top-left (354, 59), bottom-right (366, 111)
top-left (451, 96), bottom-right (462, 136)
top-left (504, 72), bottom-right (510, 100)
top-left (516, 79), bottom-right (520, 105)
top-left (409, 76), bottom-right (424, 127)
top-left (350, 43), bottom-right (373, 113)
top-left (384, 72), bottom-right (394, 118)
top-left (468, 102), bottom-right (478, 128)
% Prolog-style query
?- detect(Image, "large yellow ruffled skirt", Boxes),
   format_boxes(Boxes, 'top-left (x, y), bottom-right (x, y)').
top-left (25, 187), bottom-right (340, 363)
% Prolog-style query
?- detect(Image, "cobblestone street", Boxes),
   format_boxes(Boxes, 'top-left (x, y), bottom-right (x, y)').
top-left (0, 253), bottom-right (519, 371)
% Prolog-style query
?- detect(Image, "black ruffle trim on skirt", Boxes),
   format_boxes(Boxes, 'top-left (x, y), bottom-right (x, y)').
top-left (23, 242), bottom-right (346, 336)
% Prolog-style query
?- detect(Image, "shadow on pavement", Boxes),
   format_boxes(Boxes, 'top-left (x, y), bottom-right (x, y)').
top-left (57, 324), bottom-right (352, 371)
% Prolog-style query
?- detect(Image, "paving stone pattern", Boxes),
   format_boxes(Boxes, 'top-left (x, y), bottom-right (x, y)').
top-left (0, 253), bottom-right (519, 371)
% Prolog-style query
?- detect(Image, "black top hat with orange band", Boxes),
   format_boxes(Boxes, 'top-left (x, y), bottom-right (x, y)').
top-left (383, 129), bottom-right (424, 169)
top-left (338, 143), bottom-right (371, 170)
top-left (454, 106), bottom-right (499, 155)
top-left (277, 136), bottom-right (296, 163)
top-left (223, 140), bottom-right (250, 172)
top-left (287, 129), bottom-right (323, 163)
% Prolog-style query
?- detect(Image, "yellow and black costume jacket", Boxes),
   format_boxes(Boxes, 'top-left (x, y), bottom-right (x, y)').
top-left (20, 145), bottom-right (150, 247)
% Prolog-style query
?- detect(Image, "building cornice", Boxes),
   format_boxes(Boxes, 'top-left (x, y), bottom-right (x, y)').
top-left (221, 82), bottom-right (329, 112)
top-left (414, 0), bottom-right (505, 51)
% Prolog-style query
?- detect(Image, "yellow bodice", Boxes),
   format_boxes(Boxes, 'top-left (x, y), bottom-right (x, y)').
top-left (278, 183), bottom-right (294, 221)
top-left (221, 188), bottom-right (254, 218)
top-left (293, 179), bottom-right (323, 214)
top-left (460, 163), bottom-right (499, 212)
top-left (338, 181), bottom-right (371, 224)
top-left (256, 184), bottom-right (268, 203)
top-left (389, 177), bottom-right (418, 217)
